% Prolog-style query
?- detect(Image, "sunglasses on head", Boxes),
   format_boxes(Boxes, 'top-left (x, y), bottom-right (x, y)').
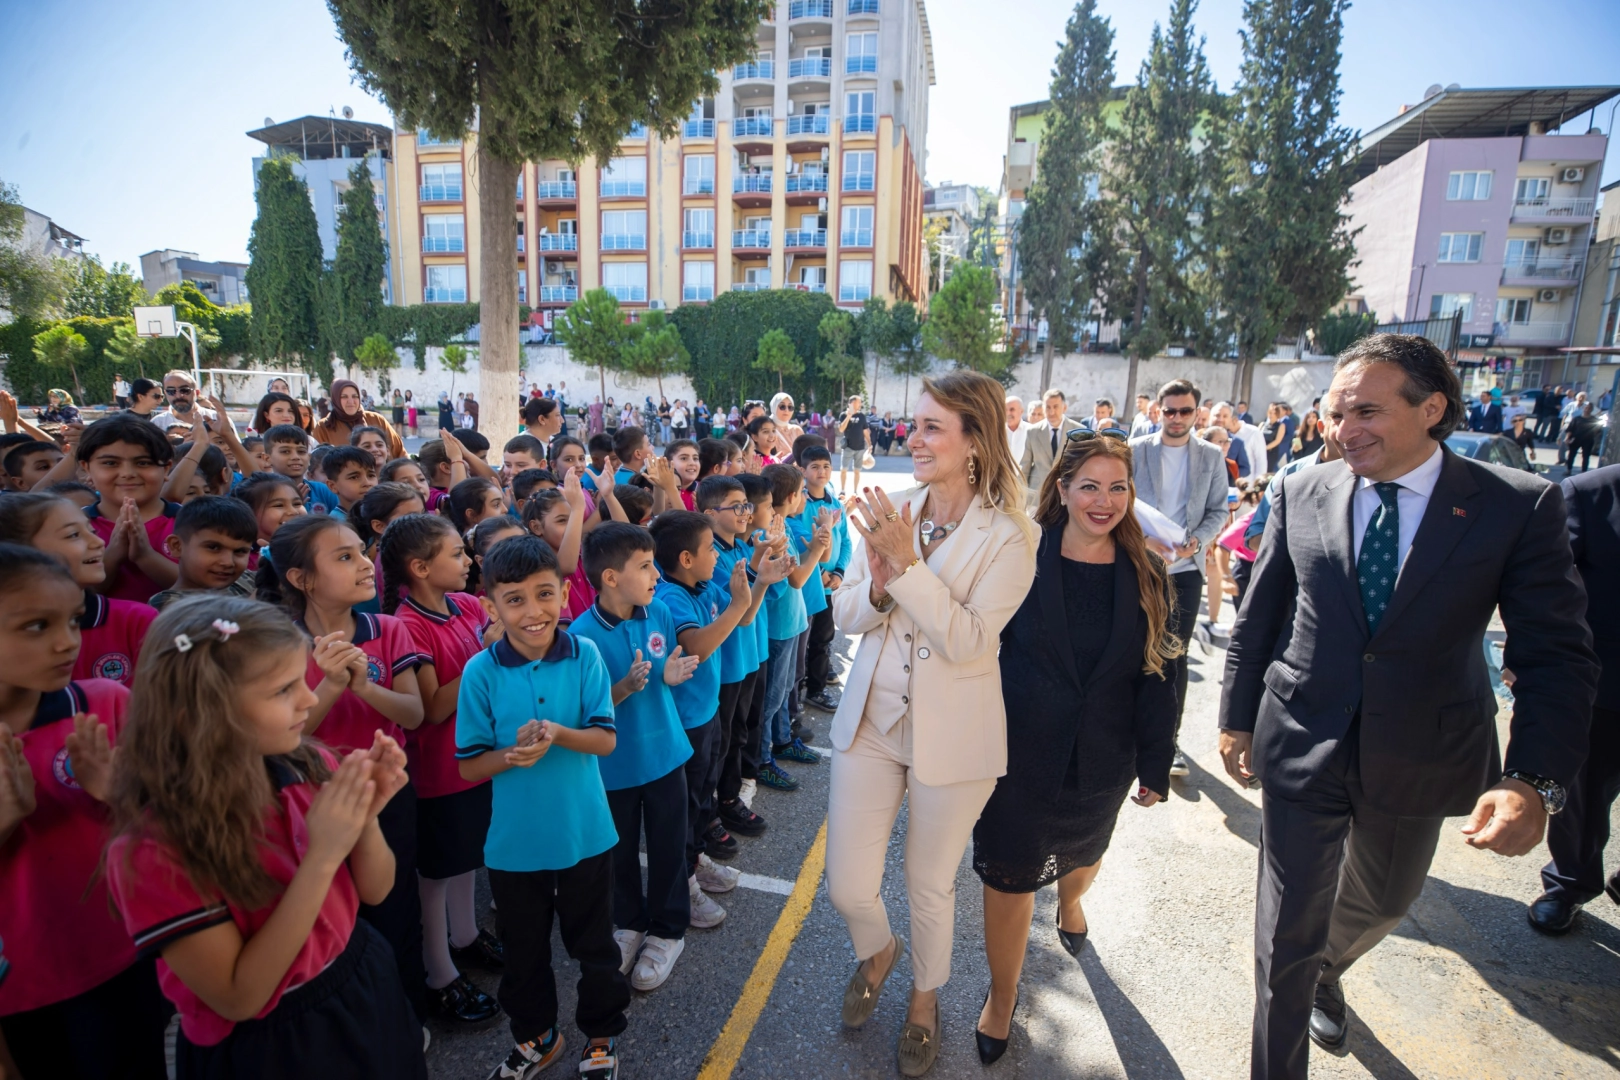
top-left (1066, 427), bottom-right (1129, 443)
top-left (1160, 406), bottom-right (1196, 417)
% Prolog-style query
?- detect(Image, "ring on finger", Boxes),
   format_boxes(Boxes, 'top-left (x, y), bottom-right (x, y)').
top-left (885, 511), bottom-right (900, 521)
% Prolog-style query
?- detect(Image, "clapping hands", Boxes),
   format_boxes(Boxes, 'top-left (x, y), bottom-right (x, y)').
top-left (504, 720), bottom-right (554, 768)
top-left (662, 644), bottom-right (700, 686)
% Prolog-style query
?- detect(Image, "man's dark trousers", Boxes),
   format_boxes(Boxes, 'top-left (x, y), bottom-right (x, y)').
top-left (1167, 568), bottom-right (1204, 736)
top-left (805, 605), bottom-right (837, 697)
top-left (1541, 706), bottom-right (1620, 904)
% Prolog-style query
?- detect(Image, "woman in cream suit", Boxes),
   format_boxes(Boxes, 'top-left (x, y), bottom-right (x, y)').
top-left (829, 370), bottom-right (1038, 1077)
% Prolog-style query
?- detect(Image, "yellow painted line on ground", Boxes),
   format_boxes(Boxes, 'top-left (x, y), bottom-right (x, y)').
top-left (695, 817), bottom-right (829, 1080)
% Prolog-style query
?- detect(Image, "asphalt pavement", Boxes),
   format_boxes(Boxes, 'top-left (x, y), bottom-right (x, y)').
top-left (424, 450), bottom-right (1620, 1080)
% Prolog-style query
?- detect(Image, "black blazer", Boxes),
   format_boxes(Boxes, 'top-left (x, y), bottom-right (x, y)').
top-left (1564, 463), bottom-right (1620, 711)
top-left (1220, 447), bottom-right (1598, 817)
top-left (1000, 527), bottom-right (1177, 799)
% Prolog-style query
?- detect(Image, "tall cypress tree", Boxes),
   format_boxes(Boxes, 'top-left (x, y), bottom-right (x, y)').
top-left (245, 156), bottom-right (324, 369)
top-left (1017, 0), bottom-right (1115, 393)
top-left (1095, 0), bottom-right (1221, 407)
top-left (326, 157), bottom-right (389, 369)
top-left (1212, 0), bottom-right (1359, 399)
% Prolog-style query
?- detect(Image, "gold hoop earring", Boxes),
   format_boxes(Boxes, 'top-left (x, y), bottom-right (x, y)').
top-left (967, 453), bottom-right (978, 486)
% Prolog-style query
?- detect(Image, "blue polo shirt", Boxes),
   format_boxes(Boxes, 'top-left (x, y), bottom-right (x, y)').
top-left (570, 601), bottom-right (692, 790)
top-left (454, 632), bottom-right (618, 872)
top-left (711, 536), bottom-right (758, 684)
top-left (765, 529), bottom-right (809, 641)
top-left (743, 535), bottom-right (770, 663)
top-left (784, 514), bottom-right (827, 619)
top-left (613, 466), bottom-right (642, 487)
top-left (653, 577), bottom-right (724, 729)
top-left (301, 477), bottom-right (340, 514)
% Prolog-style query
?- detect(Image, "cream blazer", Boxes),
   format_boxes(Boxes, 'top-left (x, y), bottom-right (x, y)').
top-left (830, 486), bottom-right (1038, 786)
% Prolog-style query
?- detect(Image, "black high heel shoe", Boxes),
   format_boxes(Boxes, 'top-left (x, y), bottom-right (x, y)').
top-left (975, 988), bottom-right (1018, 1065)
top-left (1056, 909), bottom-right (1087, 960)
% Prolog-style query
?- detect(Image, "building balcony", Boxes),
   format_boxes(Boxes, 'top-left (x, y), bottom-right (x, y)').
top-left (793, 281), bottom-right (828, 293)
top-left (424, 287), bottom-right (468, 303)
top-left (537, 181), bottom-right (577, 202)
top-left (734, 116), bottom-right (775, 138)
top-left (1510, 197), bottom-right (1595, 223)
top-left (734, 175), bottom-right (773, 194)
top-left (605, 286), bottom-right (647, 303)
top-left (788, 57), bottom-right (832, 79)
top-left (601, 234), bottom-right (646, 251)
top-left (844, 114), bottom-right (876, 134)
top-left (537, 233), bottom-right (579, 252)
top-left (422, 236), bottom-right (466, 253)
top-left (683, 177), bottom-right (716, 195)
top-left (788, 0), bottom-right (833, 18)
top-left (732, 282), bottom-right (772, 292)
top-left (846, 55), bottom-right (878, 75)
top-left (683, 231), bottom-right (715, 249)
top-left (515, 180), bottom-right (524, 201)
top-left (600, 180), bottom-right (646, 198)
top-left (785, 228), bottom-right (826, 249)
top-left (540, 286), bottom-right (578, 304)
top-left (420, 184), bottom-right (463, 202)
top-left (516, 235), bottom-right (525, 253)
top-left (785, 114), bottom-right (831, 137)
top-left (840, 228), bottom-right (873, 247)
top-left (848, 0), bottom-right (880, 13)
top-left (1501, 257), bottom-right (1583, 286)
top-left (842, 173), bottom-right (875, 192)
top-left (682, 119), bottom-right (717, 139)
top-left (683, 285), bottom-right (716, 302)
top-left (734, 61), bottom-right (775, 80)
top-left (1496, 320), bottom-right (1571, 346)
top-left (416, 130), bottom-right (460, 148)
top-left (786, 173), bottom-right (829, 194)
top-left (732, 229), bottom-right (772, 250)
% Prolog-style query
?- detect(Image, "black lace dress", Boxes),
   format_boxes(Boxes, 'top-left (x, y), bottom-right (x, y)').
top-left (973, 557), bottom-right (1138, 893)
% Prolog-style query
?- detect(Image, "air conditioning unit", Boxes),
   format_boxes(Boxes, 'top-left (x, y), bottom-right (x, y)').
top-left (1545, 227), bottom-right (1571, 245)
top-left (817, 197), bottom-right (828, 211)
top-left (1538, 288), bottom-right (1561, 303)
top-left (1561, 167), bottom-right (1586, 184)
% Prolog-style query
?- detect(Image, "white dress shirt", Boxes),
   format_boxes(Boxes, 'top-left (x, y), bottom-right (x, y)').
top-left (1006, 420), bottom-right (1032, 465)
top-left (1351, 443), bottom-right (1444, 569)
top-left (1235, 422), bottom-right (1269, 481)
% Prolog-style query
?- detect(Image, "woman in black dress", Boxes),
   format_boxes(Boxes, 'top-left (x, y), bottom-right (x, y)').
top-left (970, 429), bottom-right (1180, 1064)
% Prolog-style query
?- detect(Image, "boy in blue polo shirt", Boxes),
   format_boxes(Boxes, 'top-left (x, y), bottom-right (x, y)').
top-left (757, 464), bottom-right (832, 780)
top-left (571, 523), bottom-right (701, 993)
top-left (455, 536), bottom-right (629, 1080)
top-left (790, 444), bottom-right (850, 715)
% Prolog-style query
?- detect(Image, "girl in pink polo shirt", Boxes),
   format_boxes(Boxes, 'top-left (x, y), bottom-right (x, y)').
top-left (104, 596), bottom-right (425, 1079)
top-left (0, 545), bottom-right (168, 1079)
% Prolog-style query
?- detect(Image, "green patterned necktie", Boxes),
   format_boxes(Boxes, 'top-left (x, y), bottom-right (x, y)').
top-left (1357, 482), bottom-right (1401, 633)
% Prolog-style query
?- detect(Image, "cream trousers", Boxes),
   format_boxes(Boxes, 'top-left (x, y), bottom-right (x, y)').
top-left (826, 714), bottom-right (998, 992)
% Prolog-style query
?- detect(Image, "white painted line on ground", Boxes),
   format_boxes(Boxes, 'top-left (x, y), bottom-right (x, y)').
top-left (638, 851), bottom-right (799, 896)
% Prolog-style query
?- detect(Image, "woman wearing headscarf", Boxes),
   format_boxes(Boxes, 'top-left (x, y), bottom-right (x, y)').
top-left (437, 390), bottom-right (454, 434)
top-left (312, 378), bottom-right (405, 457)
top-left (40, 389), bottom-right (81, 425)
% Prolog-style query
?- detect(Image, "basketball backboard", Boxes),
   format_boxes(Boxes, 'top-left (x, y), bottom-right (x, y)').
top-left (133, 305), bottom-right (178, 338)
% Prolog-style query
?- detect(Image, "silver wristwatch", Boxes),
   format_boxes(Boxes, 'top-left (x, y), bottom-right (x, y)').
top-left (1503, 770), bottom-right (1567, 815)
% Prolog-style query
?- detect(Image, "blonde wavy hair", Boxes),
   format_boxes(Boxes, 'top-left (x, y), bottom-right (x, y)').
top-left (917, 370), bottom-right (1038, 548)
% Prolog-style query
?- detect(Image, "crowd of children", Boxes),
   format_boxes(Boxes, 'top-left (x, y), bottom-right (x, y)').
top-left (0, 400), bottom-right (852, 1080)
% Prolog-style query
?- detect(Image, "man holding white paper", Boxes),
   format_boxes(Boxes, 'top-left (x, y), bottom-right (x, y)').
top-left (1130, 378), bottom-right (1231, 776)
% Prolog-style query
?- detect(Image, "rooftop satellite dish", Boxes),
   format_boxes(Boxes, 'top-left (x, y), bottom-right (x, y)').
top-left (1423, 85), bottom-right (1443, 100)
top-left (264, 116), bottom-right (275, 126)
top-left (342, 106), bottom-right (354, 120)
top-left (1445, 83), bottom-right (1461, 91)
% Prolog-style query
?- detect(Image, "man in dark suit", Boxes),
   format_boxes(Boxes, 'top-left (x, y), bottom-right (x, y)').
top-left (1019, 389), bottom-right (1084, 498)
top-left (1529, 462), bottom-right (1620, 933)
top-left (1467, 390), bottom-right (1503, 433)
top-left (1218, 334), bottom-right (1598, 1080)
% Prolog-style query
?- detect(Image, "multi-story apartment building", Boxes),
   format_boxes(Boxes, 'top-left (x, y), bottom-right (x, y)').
top-left (1344, 84), bottom-right (1618, 388)
top-left (389, 0), bottom-right (933, 322)
top-left (139, 250), bottom-right (249, 307)
top-left (923, 180), bottom-right (980, 284)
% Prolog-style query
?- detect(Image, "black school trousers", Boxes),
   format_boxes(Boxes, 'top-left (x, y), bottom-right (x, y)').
top-left (805, 605), bottom-right (837, 697)
top-left (683, 714), bottom-right (724, 869)
top-left (717, 668), bottom-right (763, 802)
top-left (607, 764), bottom-right (691, 940)
top-left (487, 851), bottom-right (630, 1046)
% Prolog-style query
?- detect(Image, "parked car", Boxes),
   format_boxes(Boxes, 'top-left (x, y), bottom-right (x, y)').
top-left (1445, 430), bottom-right (1533, 471)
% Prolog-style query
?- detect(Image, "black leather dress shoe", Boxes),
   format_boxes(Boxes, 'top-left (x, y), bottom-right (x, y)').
top-left (1055, 910), bottom-right (1087, 960)
top-left (430, 974), bottom-right (501, 1024)
top-left (1606, 872), bottom-right (1620, 906)
top-left (1308, 981), bottom-right (1348, 1053)
top-left (975, 988), bottom-right (1018, 1066)
top-left (450, 928), bottom-right (506, 971)
top-left (1527, 894), bottom-right (1581, 935)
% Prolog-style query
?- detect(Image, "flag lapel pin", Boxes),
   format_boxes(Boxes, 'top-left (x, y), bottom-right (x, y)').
top-left (1452, 507), bottom-right (1467, 517)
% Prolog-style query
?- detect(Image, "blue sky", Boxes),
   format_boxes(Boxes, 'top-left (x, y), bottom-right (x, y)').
top-left (2, 0), bottom-right (1617, 271)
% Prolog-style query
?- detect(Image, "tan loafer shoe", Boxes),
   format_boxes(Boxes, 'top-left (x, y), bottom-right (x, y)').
top-left (841, 933), bottom-right (907, 1029)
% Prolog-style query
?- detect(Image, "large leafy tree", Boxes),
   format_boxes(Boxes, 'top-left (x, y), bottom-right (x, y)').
top-left (0, 177), bottom-right (68, 319)
top-left (245, 157), bottom-right (324, 371)
top-left (554, 288), bottom-right (634, 401)
top-left (328, 0), bottom-right (771, 447)
top-left (1095, 0), bottom-right (1221, 407)
top-left (63, 257), bottom-right (148, 319)
top-left (32, 324), bottom-right (90, 399)
top-left (922, 264), bottom-right (1005, 377)
top-left (1211, 0), bottom-right (1359, 399)
top-left (1017, 0), bottom-right (1115, 392)
top-left (753, 328), bottom-right (802, 392)
top-left (816, 310), bottom-right (863, 400)
top-left (326, 158), bottom-right (389, 369)
top-left (623, 308), bottom-right (688, 400)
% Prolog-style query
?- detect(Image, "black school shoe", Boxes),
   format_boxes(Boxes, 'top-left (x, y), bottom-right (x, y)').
top-left (719, 798), bottom-right (768, 837)
top-left (451, 928), bottom-right (506, 971)
top-left (705, 823), bottom-right (740, 860)
top-left (431, 973), bottom-right (502, 1024)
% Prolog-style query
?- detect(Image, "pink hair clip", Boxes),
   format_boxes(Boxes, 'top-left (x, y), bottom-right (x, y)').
top-left (212, 619), bottom-right (241, 641)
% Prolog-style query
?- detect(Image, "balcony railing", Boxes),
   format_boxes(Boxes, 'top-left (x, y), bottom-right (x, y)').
top-left (683, 177), bottom-right (716, 195)
top-left (422, 236), bottom-right (466, 253)
top-left (424, 287), bottom-right (468, 303)
top-left (605, 285), bottom-right (647, 303)
top-left (420, 184), bottom-right (463, 202)
top-left (538, 234), bottom-right (579, 252)
top-left (733, 282), bottom-right (772, 292)
top-left (732, 229), bottom-right (772, 248)
top-left (786, 173), bottom-right (829, 194)
top-left (540, 286), bottom-right (578, 304)
top-left (786, 115), bottom-right (831, 136)
top-left (838, 284), bottom-right (872, 302)
top-left (515, 180), bottom-right (524, 200)
top-left (516, 235), bottom-right (525, 253)
top-left (1511, 197), bottom-right (1594, 220)
top-left (537, 181), bottom-right (576, 199)
top-left (518, 285), bottom-right (527, 304)
top-left (682, 285), bottom-right (716, 302)
top-left (1498, 320), bottom-right (1571, 344)
top-left (785, 228), bottom-right (826, 248)
top-left (682, 119), bottom-right (717, 138)
top-left (840, 228), bottom-right (873, 247)
top-left (788, 57), bottom-right (832, 79)
top-left (683, 231), bottom-right (715, 248)
top-left (734, 174), bottom-right (773, 194)
top-left (843, 174), bottom-right (875, 192)
top-left (844, 114), bottom-right (876, 133)
top-left (416, 130), bottom-right (460, 147)
top-left (848, 0), bottom-right (880, 13)
top-left (601, 179), bottom-right (646, 197)
top-left (846, 55), bottom-right (878, 74)
top-left (601, 234), bottom-right (646, 251)
top-left (794, 281), bottom-right (829, 292)
top-left (734, 116), bottom-right (774, 137)
top-left (789, 0), bottom-right (833, 17)
top-left (1501, 257), bottom-right (1583, 282)
top-left (734, 61), bottom-right (775, 80)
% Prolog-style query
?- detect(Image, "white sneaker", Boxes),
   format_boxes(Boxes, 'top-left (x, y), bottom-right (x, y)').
top-left (631, 934), bottom-right (685, 991)
top-left (613, 928), bottom-right (645, 975)
top-left (696, 853), bottom-right (740, 893)
top-left (738, 778), bottom-right (757, 808)
top-left (688, 876), bottom-right (728, 928)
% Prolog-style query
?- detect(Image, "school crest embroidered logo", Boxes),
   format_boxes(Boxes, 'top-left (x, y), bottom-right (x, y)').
top-left (709, 601), bottom-right (720, 620)
top-left (646, 631), bottom-right (667, 658)
top-left (91, 652), bottom-right (132, 683)
top-left (51, 747), bottom-right (81, 789)
top-left (367, 658), bottom-right (384, 683)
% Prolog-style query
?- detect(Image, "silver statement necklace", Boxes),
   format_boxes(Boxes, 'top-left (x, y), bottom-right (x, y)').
top-left (919, 517), bottom-right (961, 546)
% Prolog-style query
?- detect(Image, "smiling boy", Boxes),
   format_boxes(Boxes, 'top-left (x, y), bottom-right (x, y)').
top-left (75, 416), bottom-right (181, 602)
top-left (262, 424), bottom-right (341, 514)
top-left (321, 445), bottom-right (380, 517)
top-left (147, 496), bottom-right (259, 610)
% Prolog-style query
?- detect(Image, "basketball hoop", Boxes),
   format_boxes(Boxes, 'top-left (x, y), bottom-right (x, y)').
top-left (133, 305), bottom-right (178, 339)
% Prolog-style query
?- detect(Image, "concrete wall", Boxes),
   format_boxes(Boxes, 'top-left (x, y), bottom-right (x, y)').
top-left (1345, 144), bottom-right (1426, 321)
